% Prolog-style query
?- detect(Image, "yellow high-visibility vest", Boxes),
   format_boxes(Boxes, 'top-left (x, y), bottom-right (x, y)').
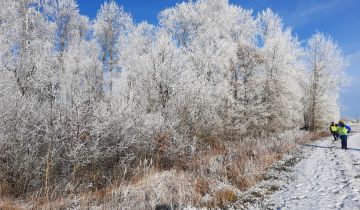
top-left (330, 125), bottom-right (337, 132)
top-left (338, 126), bottom-right (348, 136)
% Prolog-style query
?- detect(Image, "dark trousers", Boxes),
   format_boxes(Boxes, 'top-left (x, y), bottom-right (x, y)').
top-left (331, 131), bottom-right (338, 140)
top-left (340, 135), bottom-right (348, 149)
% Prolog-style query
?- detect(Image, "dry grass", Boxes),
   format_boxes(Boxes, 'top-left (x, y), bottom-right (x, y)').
top-left (2, 128), bottom-right (321, 209)
top-left (25, 181), bottom-right (121, 210)
top-left (309, 130), bottom-right (331, 141)
top-left (295, 129), bottom-right (330, 144)
top-left (194, 177), bottom-right (211, 196)
top-left (0, 198), bottom-right (26, 210)
top-left (29, 170), bottom-right (194, 210)
top-left (214, 189), bottom-right (238, 208)
top-left (154, 131), bottom-right (172, 170)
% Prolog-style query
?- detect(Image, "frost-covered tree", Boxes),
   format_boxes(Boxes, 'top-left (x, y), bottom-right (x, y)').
top-left (110, 24), bottom-right (192, 167)
top-left (44, 0), bottom-right (86, 62)
top-left (159, 0), bottom-right (259, 133)
top-left (94, 0), bottom-right (133, 95)
top-left (229, 40), bottom-right (265, 135)
top-left (0, 0), bottom-right (58, 195)
top-left (0, 0), bottom-right (55, 97)
top-left (305, 32), bottom-right (345, 131)
top-left (44, 0), bottom-right (93, 100)
top-left (258, 9), bottom-right (305, 132)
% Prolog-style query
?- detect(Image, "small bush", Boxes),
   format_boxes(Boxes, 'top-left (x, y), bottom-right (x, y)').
top-left (214, 189), bottom-right (238, 208)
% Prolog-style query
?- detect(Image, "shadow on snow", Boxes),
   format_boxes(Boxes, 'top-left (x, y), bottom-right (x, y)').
top-left (303, 144), bottom-right (360, 152)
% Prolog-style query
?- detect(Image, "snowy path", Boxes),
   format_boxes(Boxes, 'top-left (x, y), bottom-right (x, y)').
top-left (265, 123), bottom-right (360, 210)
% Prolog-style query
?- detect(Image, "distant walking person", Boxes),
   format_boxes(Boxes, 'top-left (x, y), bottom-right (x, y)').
top-left (330, 122), bottom-right (338, 141)
top-left (338, 120), bottom-right (351, 149)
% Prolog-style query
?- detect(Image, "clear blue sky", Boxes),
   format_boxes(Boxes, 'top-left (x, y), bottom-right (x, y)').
top-left (78, 0), bottom-right (360, 119)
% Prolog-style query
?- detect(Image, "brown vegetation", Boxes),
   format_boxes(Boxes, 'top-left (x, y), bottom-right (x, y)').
top-left (1, 128), bottom-right (331, 209)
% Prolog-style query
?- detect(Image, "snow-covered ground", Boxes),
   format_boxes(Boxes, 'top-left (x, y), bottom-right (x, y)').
top-left (265, 123), bottom-right (360, 210)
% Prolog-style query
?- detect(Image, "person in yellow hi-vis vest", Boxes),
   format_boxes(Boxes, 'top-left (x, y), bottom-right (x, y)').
top-left (338, 120), bottom-right (351, 149)
top-left (329, 122), bottom-right (338, 141)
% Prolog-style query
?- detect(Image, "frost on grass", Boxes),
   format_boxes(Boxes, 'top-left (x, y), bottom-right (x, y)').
top-left (94, 171), bottom-right (194, 210)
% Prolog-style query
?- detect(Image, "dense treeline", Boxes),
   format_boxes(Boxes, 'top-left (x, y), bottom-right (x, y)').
top-left (0, 0), bottom-right (345, 198)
